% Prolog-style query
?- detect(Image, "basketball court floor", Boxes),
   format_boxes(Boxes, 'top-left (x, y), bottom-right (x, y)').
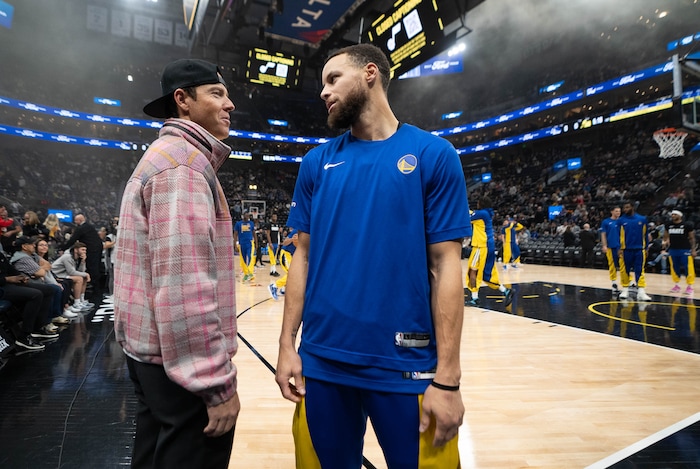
top-left (2, 262), bottom-right (700, 468)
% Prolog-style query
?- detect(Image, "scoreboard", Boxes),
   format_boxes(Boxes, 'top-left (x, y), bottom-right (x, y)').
top-left (246, 48), bottom-right (303, 89)
top-left (363, 0), bottom-right (455, 79)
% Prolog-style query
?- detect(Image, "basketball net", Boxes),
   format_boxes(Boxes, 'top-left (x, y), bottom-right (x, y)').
top-left (653, 128), bottom-right (688, 159)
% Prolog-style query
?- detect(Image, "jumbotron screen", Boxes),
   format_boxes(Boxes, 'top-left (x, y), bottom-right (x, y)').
top-left (246, 48), bottom-right (302, 89)
top-left (363, 0), bottom-right (454, 79)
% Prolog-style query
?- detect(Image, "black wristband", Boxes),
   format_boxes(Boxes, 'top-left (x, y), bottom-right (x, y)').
top-left (430, 381), bottom-right (460, 391)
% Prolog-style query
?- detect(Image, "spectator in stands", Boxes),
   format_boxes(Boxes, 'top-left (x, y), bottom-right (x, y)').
top-left (646, 230), bottom-right (668, 274)
top-left (675, 192), bottom-right (690, 213)
top-left (579, 223), bottom-right (597, 268)
top-left (0, 252), bottom-right (50, 351)
top-left (0, 204), bottom-right (21, 253)
top-left (34, 238), bottom-right (74, 322)
top-left (21, 211), bottom-right (49, 239)
top-left (62, 213), bottom-right (103, 288)
top-left (99, 222), bottom-right (116, 297)
top-left (7, 236), bottom-right (60, 340)
top-left (52, 242), bottom-right (93, 312)
top-left (563, 224), bottom-right (576, 247)
top-left (682, 174), bottom-right (697, 204)
top-left (43, 213), bottom-right (63, 260)
top-left (663, 192), bottom-right (678, 208)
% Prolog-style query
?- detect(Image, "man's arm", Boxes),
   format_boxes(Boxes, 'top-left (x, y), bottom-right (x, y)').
top-left (419, 239), bottom-right (465, 447)
top-left (3, 222), bottom-right (21, 238)
top-left (275, 231), bottom-right (309, 403)
top-left (265, 226), bottom-right (273, 247)
top-left (689, 230), bottom-right (696, 257)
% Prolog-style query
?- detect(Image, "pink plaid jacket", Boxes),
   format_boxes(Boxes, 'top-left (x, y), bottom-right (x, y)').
top-left (114, 119), bottom-right (238, 406)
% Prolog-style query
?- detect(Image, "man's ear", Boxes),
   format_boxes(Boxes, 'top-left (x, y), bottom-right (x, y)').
top-left (173, 89), bottom-right (189, 115)
top-left (365, 62), bottom-right (379, 87)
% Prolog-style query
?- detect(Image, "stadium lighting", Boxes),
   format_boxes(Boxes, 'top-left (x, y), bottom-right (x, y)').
top-left (447, 43), bottom-right (466, 57)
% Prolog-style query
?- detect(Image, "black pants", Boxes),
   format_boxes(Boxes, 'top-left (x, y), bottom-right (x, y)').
top-left (126, 356), bottom-right (235, 469)
top-left (1, 284), bottom-right (43, 334)
top-left (581, 247), bottom-right (595, 268)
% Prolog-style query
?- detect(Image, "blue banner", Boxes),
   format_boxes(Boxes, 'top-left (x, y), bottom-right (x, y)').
top-left (0, 1), bottom-right (13, 29)
top-left (266, 0), bottom-right (356, 44)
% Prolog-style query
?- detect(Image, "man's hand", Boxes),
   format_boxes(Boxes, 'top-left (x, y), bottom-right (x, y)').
top-left (204, 392), bottom-right (240, 437)
top-left (275, 345), bottom-right (305, 402)
top-left (419, 384), bottom-right (464, 447)
top-left (6, 275), bottom-right (28, 284)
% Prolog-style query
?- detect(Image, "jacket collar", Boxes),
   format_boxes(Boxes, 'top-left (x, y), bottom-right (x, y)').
top-left (160, 118), bottom-right (231, 172)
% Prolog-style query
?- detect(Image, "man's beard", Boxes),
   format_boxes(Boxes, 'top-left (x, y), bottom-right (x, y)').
top-left (327, 84), bottom-right (367, 130)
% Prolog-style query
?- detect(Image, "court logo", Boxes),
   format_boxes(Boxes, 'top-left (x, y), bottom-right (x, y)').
top-left (397, 154), bottom-right (417, 174)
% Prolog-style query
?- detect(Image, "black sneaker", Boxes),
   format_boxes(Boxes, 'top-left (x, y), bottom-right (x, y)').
top-left (16, 335), bottom-right (46, 351)
top-left (503, 288), bottom-right (514, 307)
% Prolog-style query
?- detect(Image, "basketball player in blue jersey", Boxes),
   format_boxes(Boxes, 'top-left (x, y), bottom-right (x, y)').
top-left (275, 44), bottom-right (471, 468)
top-left (501, 217), bottom-right (524, 269)
top-left (466, 197), bottom-right (513, 307)
top-left (600, 206), bottom-right (622, 294)
top-left (664, 210), bottom-right (696, 295)
top-left (233, 212), bottom-right (255, 282)
top-left (268, 228), bottom-right (297, 301)
top-left (619, 201), bottom-right (652, 301)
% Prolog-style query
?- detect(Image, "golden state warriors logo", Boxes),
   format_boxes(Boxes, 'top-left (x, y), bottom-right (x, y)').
top-left (397, 154), bottom-right (417, 174)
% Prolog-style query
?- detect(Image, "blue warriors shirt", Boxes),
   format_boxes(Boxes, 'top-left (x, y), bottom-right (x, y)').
top-left (287, 124), bottom-right (471, 393)
top-left (470, 208), bottom-right (495, 248)
top-left (600, 217), bottom-right (621, 249)
top-left (234, 220), bottom-right (255, 243)
top-left (502, 220), bottom-right (523, 246)
top-left (281, 229), bottom-right (297, 255)
top-left (619, 213), bottom-right (648, 249)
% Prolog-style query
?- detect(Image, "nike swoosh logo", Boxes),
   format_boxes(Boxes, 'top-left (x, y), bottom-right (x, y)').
top-left (324, 161), bottom-right (346, 170)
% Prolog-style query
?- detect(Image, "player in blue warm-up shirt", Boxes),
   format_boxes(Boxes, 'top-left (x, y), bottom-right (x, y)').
top-left (275, 44), bottom-right (471, 468)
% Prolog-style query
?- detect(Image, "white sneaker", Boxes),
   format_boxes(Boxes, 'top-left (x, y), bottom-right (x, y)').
top-left (636, 288), bottom-right (652, 301)
top-left (618, 287), bottom-right (629, 299)
top-left (63, 309), bottom-right (78, 318)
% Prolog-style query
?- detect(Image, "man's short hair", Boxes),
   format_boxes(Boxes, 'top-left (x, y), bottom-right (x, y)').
top-left (72, 242), bottom-right (87, 250)
top-left (479, 196), bottom-right (493, 209)
top-left (327, 44), bottom-right (391, 93)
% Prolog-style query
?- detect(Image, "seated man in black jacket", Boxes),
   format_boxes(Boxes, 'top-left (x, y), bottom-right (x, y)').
top-left (0, 251), bottom-right (57, 351)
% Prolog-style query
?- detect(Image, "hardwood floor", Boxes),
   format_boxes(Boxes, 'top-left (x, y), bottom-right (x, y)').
top-left (228, 263), bottom-right (700, 468)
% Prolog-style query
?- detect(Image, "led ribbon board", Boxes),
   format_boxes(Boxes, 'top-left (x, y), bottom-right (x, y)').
top-left (246, 48), bottom-right (302, 89)
top-left (364, 0), bottom-right (448, 79)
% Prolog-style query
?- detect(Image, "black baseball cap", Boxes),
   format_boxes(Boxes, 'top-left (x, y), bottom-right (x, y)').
top-left (14, 236), bottom-right (34, 247)
top-left (143, 59), bottom-right (228, 118)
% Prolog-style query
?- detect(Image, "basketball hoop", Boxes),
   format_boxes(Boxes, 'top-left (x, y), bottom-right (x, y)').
top-left (653, 127), bottom-right (688, 159)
